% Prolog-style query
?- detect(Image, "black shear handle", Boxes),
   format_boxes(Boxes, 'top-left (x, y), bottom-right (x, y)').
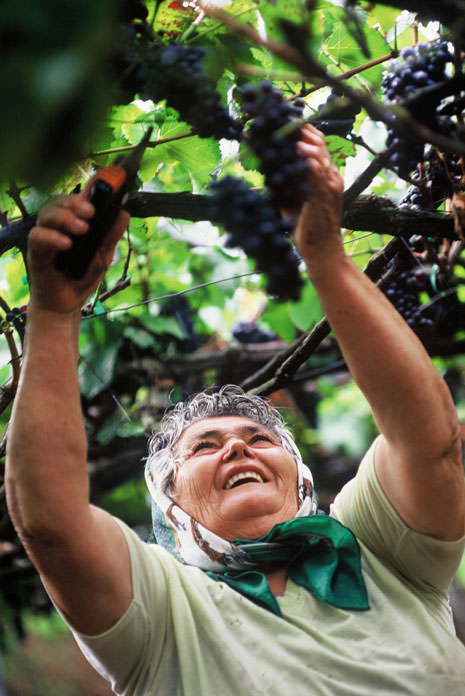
top-left (54, 178), bottom-right (125, 281)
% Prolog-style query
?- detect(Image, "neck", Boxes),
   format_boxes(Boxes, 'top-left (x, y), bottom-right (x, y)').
top-left (266, 568), bottom-right (288, 596)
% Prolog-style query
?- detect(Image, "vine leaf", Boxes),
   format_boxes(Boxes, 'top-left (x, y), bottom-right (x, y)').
top-left (154, 0), bottom-right (198, 36)
top-left (288, 282), bottom-right (324, 331)
top-left (326, 135), bottom-right (357, 167)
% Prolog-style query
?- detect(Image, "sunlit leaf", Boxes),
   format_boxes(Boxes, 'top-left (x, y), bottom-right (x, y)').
top-left (288, 281), bottom-right (324, 331)
top-left (79, 319), bottom-right (123, 399)
top-left (261, 301), bottom-right (297, 343)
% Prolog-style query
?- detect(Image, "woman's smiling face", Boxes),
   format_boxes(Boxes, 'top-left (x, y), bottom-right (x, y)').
top-left (173, 415), bottom-right (299, 540)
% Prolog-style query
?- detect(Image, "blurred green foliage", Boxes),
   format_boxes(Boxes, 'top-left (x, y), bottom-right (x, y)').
top-left (0, 0), bottom-right (121, 186)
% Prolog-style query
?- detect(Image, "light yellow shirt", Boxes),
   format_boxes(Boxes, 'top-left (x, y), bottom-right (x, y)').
top-left (66, 441), bottom-right (465, 695)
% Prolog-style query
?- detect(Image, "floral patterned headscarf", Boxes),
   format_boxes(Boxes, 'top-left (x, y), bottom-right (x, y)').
top-left (144, 452), bottom-right (318, 571)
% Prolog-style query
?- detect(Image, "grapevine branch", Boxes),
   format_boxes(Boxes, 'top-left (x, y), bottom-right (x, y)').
top-left (241, 238), bottom-right (403, 395)
top-left (81, 277), bottom-right (132, 317)
top-left (119, 341), bottom-right (290, 380)
top-left (0, 193), bottom-right (459, 259)
top-left (201, 3), bottom-right (465, 158)
top-left (6, 179), bottom-right (29, 219)
top-left (343, 152), bottom-right (390, 208)
top-left (0, 297), bottom-right (21, 415)
top-left (81, 230), bottom-right (133, 316)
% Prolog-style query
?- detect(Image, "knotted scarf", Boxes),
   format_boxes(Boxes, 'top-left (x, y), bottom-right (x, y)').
top-left (145, 451), bottom-right (369, 617)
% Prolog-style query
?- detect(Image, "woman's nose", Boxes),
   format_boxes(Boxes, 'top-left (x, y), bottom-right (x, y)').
top-left (222, 438), bottom-right (252, 461)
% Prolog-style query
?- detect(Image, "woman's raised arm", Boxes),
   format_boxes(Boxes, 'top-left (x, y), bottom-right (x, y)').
top-left (5, 193), bottom-right (134, 634)
top-left (294, 125), bottom-right (464, 542)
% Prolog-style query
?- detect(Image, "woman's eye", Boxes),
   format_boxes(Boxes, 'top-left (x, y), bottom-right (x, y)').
top-left (251, 434), bottom-right (272, 445)
top-left (192, 441), bottom-right (216, 453)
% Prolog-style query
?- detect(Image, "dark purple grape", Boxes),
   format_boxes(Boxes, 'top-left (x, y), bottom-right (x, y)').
top-left (209, 176), bottom-right (304, 302)
top-left (382, 266), bottom-right (436, 344)
top-left (313, 88), bottom-right (361, 138)
top-left (140, 42), bottom-right (243, 140)
top-left (241, 82), bottom-right (311, 210)
top-left (232, 320), bottom-right (276, 344)
top-left (400, 147), bottom-right (463, 210)
top-left (382, 41), bottom-right (453, 177)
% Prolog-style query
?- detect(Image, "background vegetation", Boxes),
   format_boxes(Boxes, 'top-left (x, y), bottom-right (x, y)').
top-left (1, 0), bottom-right (465, 686)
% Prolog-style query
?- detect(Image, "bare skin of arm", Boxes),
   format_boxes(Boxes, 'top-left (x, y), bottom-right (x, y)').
top-left (294, 125), bottom-right (464, 542)
top-left (5, 192), bottom-right (133, 634)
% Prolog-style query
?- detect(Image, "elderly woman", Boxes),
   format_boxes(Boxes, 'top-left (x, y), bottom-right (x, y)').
top-left (5, 126), bottom-right (465, 695)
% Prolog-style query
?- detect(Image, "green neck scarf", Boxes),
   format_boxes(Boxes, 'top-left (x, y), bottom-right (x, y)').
top-left (207, 514), bottom-right (369, 616)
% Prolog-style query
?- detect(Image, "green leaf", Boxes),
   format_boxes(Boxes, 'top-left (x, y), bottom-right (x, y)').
top-left (201, 36), bottom-right (255, 83)
top-left (325, 135), bottom-right (356, 167)
top-left (288, 282), bottom-right (324, 331)
top-left (78, 319), bottom-right (123, 399)
top-left (140, 125), bottom-right (221, 190)
top-left (140, 314), bottom-right (186, 339)
top-left (344, 230), bottom-right (380, 270)
top-left (123, 325), bottom-right (158, 349)
top-left (239, 141), bottom-right (261, 172)
top-left (3, 254), bottom-right (29, 307)
top-left (110, 104), bottom-right (148, 133)
top-left (195, 1), bottom-right (259, 41)
top-left (261, 301), bottom-right (297, 343)
top-left (154, 0), bottom-right (197, 36)
top-left (258, 1), bottom-right (309, 43)
top-left (324, 10), bottom-right (390, 80)
top-left (366, 5), bottom-right (401, 36)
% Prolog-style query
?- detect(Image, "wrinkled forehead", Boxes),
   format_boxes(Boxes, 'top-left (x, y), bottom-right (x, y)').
top-left (175, 415), bottom-right (278, 450)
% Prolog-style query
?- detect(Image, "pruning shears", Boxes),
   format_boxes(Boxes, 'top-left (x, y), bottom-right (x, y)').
top-left (54, 127), bottom-right (153, 280)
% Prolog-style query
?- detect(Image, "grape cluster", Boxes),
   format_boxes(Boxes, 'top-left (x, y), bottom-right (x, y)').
top-left (232, 320), bottom-right (276, 344)
top-left (382, 41), bottom-right (453, 177)
top-left (312, 89), bottom-right (361, 138)
top-left (400, 146), bottom-right (463, 210)
top-left (1, 306), bottom-right (27, 333)
top-left (141, 42), bottom-right (243, 140)
top-left (110, 0), bottom-right (150, 103)
top-left (209, 176), bottom-right (304, 302)
top-left (399, 185), bottom-right (429, 211)
top-left (241, 81), bottom-right (311, 210)
top-left (159, 296), bottom-right (199, 354)
top-left (383, 268), bottom-right (434, 341)
top-left (110, 2), bottom-right (242, 141)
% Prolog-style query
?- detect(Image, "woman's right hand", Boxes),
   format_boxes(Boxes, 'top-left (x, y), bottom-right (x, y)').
top-left (28, 192), bottom-right (129, 317)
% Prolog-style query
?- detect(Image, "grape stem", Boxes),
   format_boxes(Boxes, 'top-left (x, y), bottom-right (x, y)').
top-left (201, 3), bottom-right (465, 157)
top-left (309, 50), bottom-right (396, 94)
top-left (80, 130), bottom-right (195, 161)
top-left (81, 277), bottom-right (132, 317)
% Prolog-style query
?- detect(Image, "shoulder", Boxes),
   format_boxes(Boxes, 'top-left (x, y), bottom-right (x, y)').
top-left (114, 517), bottom-right (220, 603)
top-left (330, 438), bottom-right (465, 594)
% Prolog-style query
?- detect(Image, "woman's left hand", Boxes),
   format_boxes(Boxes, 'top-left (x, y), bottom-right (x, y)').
top-left (293, 125), bottom-right (345, 269)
